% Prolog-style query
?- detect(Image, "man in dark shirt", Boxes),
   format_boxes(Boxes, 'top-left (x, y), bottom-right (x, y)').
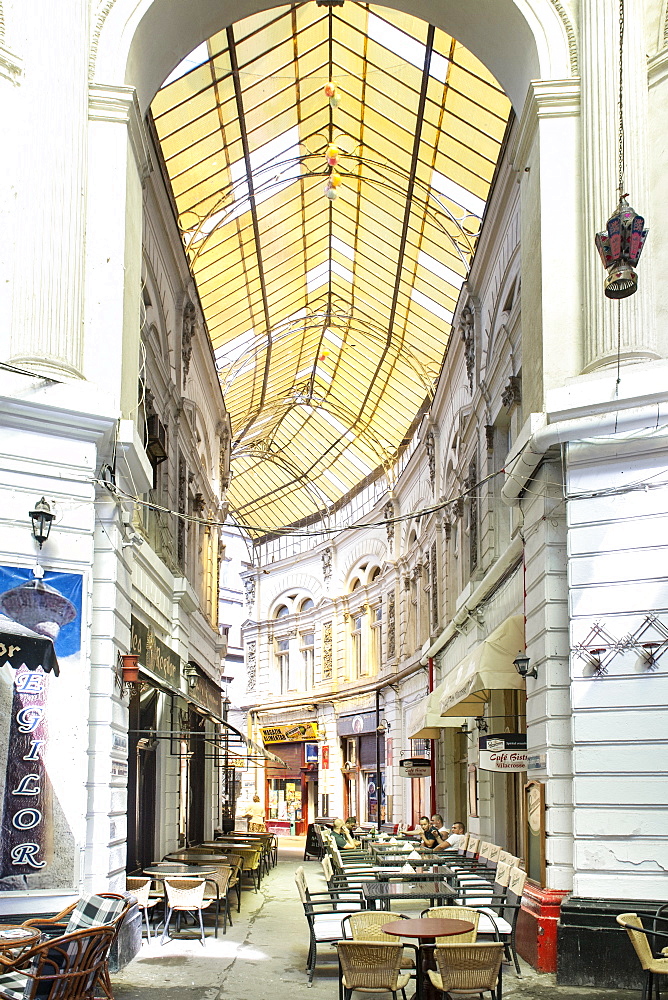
top-left (418, 815), bottom-right (440, 849)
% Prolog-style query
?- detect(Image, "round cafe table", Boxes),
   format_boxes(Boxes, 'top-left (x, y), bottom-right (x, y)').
top-left (0, 925), bottom-right (41, 967)
top-left (382, 917), bottom-right (475, 1000)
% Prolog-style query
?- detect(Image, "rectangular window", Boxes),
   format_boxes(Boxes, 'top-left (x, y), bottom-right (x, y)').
top-left (276, 638), bottom-right (290, 693)
top-left (351, 614), bottom-right (363, 677)
top-left (371, 605), bottom-right (383, 670)
top-left (301, 632), bottom-right (315, 688)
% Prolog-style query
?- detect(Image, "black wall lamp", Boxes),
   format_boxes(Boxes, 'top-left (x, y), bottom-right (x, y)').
top-left (184, 662), bottom-right (199, 689)
top-left (513, 653), bottom-right (537, 679)
top-left (30, 497), bottom-right (55, 548)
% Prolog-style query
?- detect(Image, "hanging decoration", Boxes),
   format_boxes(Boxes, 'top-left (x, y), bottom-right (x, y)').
top-left (324, 81), bottom-right (340, 108)
top-left (595, 0), bottom-right (648, 299)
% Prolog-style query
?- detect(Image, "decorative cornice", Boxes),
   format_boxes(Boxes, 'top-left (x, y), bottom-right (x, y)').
top-left (648, 48), bottom-right (668, 89)
top-left (88, 83), bottom-right (153, 182)
top-left (0, 44), bottom-right (22, 86)
top-left (509, 79), bottom-right (580, 171)
top-left (549, 0), bottom-right (579, 76)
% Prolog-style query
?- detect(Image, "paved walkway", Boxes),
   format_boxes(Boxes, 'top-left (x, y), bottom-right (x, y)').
top-left (111, 839), bottom-right (638, 1000)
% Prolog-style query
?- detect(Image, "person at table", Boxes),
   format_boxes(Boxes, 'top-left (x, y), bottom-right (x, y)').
top-left (431, 813), bottom-right (449, 838)
top-left (345, 816), bottom-right (359, 837)
top-left (417, 815), bottom-right (441, 849)
top-left (433, 821), bottom-right (466, 851)
top-left (332, 817), bottom-right (360, 849)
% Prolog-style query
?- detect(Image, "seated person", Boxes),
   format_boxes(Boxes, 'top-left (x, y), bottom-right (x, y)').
top-left (417, 815), bottom-right (441, 849)
top-left (332, 816), bottom-right (360, 849)
top-left (345, 816), bottom-right (359, 836)
top-left (431, 813), bottom-right (449, 838)
top-left (433, 821), bottom-right (466, 851)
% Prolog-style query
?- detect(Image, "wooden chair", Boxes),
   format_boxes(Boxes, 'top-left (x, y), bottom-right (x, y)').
top-left (0, 923), bottom-right (116, 1000)
top-left (337, 941), bottom-right (410, 1000)
top-left (428, 942), bottom-right (504, 1000)
top-left (617, 912), bottom-right (668, 1000)
top-left (160, 879), bottom-right (213, 947)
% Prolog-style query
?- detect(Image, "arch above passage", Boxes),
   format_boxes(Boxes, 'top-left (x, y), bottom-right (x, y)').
top-left (94, 0), bottom-right (574, 115)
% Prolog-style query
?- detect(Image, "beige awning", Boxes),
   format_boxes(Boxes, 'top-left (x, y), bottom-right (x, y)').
top-left (406, 682), bottom-right (466, 739)
top-left (439, 614), bottom-right (526, 717)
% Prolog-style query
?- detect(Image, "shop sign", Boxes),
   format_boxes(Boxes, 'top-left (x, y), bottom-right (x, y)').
top-left (399, 757), bottom-right (431, 778)
top-left (527, 752), bottom-right (547, 771)
top-left (336, 711), bottom-right (376, 736)
top-left (190, 671), bottom-right (222, 719)
top-left (478, 733), bottom-right (528, 772)
top-left (131, 616), bottom-right (180, 688)
top-left (321, 746), bottom-right (329, 769)
top-left (261, 721), bottom-right (319, 743)
top-left (305, 743), bottom-right (318, 763)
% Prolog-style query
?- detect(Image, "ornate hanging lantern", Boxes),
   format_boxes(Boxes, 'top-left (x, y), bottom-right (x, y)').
top-left (595, 196), bottom-right (648, 299)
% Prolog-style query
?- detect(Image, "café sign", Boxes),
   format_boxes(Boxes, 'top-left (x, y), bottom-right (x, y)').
top-left (478, 733), bottom-right (528, 772)
top-left (131, 616), bottom-right (180, 688)
top-left (261, 721), bottom-right (319, 743)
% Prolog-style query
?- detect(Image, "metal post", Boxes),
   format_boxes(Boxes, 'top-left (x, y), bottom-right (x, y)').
top-left (428, 656), bottom-right (437, 817)
top-left (375, 689), bottom-right (382, 831)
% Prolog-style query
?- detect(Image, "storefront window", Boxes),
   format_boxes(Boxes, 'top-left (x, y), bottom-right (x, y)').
top-left (268, 777), bottom-right (302, 821)
top-left (365, 772), bottom-right (386, 823)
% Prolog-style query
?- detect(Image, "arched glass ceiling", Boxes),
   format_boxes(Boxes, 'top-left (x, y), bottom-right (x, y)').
top-left (151, 2), bottom-right (510, 535)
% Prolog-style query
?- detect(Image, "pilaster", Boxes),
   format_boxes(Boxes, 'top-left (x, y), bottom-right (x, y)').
top-left (580, 0), bottom-right (656, 370)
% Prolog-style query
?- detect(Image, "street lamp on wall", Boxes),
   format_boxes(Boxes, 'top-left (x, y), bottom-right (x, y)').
top-left (184, 662), bottom-right (199, 689)
top-left (513, 653), bottom-right (537, 679)
top-left (29, 497), bottom-right (55, 549)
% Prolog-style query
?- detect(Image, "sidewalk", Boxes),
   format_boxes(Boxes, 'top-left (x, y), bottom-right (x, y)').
top-left (111, 838), bottom-right (638, 1000)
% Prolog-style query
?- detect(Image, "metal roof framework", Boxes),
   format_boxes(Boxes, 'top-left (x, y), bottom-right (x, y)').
top-left (151, 3), bottom-right (510, 535)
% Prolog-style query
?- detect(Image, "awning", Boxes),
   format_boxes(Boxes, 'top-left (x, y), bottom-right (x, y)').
top-left (439, 614), bottom-right (525, 716)
top-left (0, 616), bottom-right (60, 676)
top-left (406, 685), bottom-right (466, 740)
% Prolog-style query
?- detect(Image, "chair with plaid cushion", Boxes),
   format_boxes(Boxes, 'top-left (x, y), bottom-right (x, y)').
top-left (0, 922), bottom-right (116, 1000)
top-left (22, 893), bottom-right (130, 1000)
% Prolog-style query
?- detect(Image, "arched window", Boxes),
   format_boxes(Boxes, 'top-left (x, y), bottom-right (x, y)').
top-left (350, 578), bottom-right (361, 592)
top-left (275, 604), bottom-right (290, 618)
top-left (370, 566), bottom-right (381, 582)
top-left (301, 597), bottom-right (314, 612)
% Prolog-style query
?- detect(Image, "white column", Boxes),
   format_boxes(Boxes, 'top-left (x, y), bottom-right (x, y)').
top-left (580, 0), bottom-right (655, 370)
top-left (9, 1), bottom-right (89, 377)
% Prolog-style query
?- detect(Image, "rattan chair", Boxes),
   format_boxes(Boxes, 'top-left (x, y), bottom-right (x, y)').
top-left (0, 922), bottom-right (116, 1000)
top-left (617, 912), bottom-right (668, 999)
top-left (160, 878), bottom-right (213, 947)
top-left (428, 942), bottom-right (505, 1000)
top-left (202, 866), bottom-right (234, 934)
top-left (421, 906), bottom-right (480, 943)
top-left (126, 878), bottom-right (160, 942)
top-left (342, 913), bottom-right (415, 970)
top-left (337, 940), bottom-right (410, 1000)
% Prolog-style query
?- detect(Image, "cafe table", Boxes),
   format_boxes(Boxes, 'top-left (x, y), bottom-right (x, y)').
top-left (382, 917), bottom-right (475, 1000)
top-left (144, 862), bottom-right (218, 879)
top-left (163, 854), bottom-right (230, 865)
top-left (0, 925), bottom-right (40, 966)
top-left (374, 866), bottom-right (456, 885)
top-left (361, 880), bottom-right (456, 911)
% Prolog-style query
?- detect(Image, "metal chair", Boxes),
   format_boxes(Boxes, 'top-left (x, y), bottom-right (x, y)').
top-left (428, 942), bottom-right (505, 1000)
top-left (294, 867), bottom-right (359, 986)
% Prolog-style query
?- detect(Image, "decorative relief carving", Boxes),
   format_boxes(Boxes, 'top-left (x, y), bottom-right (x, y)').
top-left (244, 578), bottom-right (256, 608)
top-left (246, 640), bottom-right (256, 692)
top-left (501, 375), bottom-right (522, 411)
top-left (322, 622), bottom-right (333, 680)
top-left (182, 301), bottom-right (196, 387)
top-left (466, 458), bottom-right (478, 574)
top-left (425, 431), bottom-right (436, 488)
top-left (458, 304), bottom-right (475, 392)
top-left (89, 0), bottom-right (118, 79)
top-left (430, 542), bottom-right (438, 631)
top-left (485, 424), bottom-right (495, 452)
top-left (322, 547), bottom-right (332, 582)
top-left (452, 497), bottom-right (464, 519)
top-left (383, 501), bottom-right (395, 551)
top-left (387, 597), bottom-right (396, 658)
top-left (549, 0), bottom-right (579, 75)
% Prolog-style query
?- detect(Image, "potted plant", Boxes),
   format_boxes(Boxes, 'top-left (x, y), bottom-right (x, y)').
top-left (121, 654), bottom-right (140, 684)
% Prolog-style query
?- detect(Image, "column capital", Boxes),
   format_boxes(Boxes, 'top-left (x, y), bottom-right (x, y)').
top-left (89, 83), bottom-right (153, 182)
top-left (509, 79), bottom-right (580, 171)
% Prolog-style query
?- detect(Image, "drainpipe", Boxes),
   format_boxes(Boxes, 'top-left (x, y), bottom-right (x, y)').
top-left (501, 402), bottom-right (668, 505)
top-left (428, 656), bottom-right (436, 817)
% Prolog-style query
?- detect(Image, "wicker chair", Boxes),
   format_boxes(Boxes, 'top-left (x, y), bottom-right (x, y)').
top-left (234, 846), bottom-right (263, 891)
top-left (0, 922), bottom-right (116, 1000)
top-left (126, 878), bottom-right (160, 942)
top-left (428, 942), bottom-right (505, 1000)
top-left (337, 941), bottom-right (410, 1000)
top-left (342, 913), bottom-right (415, 970)
top-left (421, 906), bottom-right (480, 943)
top-left (616, 912), bottom-right (668, 999)
top-left (201, 866), bottom-right (234, 934)
top-left (160, 878), bottom-right (214, 947)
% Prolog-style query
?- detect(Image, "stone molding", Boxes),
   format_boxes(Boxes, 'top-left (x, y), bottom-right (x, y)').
top-left (0, 43), bottom-right (21, 85)
top-left (648, 47), bottom-right (668, 89)
top-left (88, 82), bottom-right (153, 181)
top-left (509, 78), bottom-right (581, 172)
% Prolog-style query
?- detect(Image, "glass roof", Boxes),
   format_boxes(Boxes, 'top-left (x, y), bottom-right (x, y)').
top-left (151, 2), bottom-right (510, 535)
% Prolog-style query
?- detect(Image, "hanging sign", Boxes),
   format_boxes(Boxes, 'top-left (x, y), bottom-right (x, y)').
top-left (478, 733), bottom-right (528, 772)
top-left (261, 721), bottom-right (319, 743)
top-left (399, 757), bottom-right (431, 778)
